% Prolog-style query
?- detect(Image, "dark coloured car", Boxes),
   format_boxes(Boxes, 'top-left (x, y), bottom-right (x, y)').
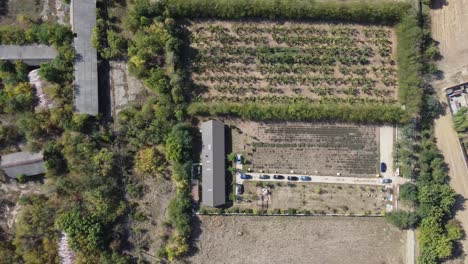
top-left (273, 175), bottom-right (285, 180)
top-left (259, 175), bottom-right (270, 180)
top-left (240, 174), bottom-right (252, 180)
top-left (380, 162), bottom-right (387, 173)
top-left (381, 178), bottom-right (392, 184)
top-left (287, 176), bottom-right (299, 181)
top-left (300, 176), bottom-right (312, 181)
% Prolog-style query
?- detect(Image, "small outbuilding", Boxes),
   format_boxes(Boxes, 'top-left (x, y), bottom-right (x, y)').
top-left (0, 151), bottom-right (46, 178)
top-left (201, 120), bottom-right (226, 207)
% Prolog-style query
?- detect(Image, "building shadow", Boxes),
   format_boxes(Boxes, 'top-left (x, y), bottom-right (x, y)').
top-left (98, 59), bottom-right (112, 121)
top-left (186, 215), bottom-right (203, 259)
top-left (0, 1), bottom-right (7, 17)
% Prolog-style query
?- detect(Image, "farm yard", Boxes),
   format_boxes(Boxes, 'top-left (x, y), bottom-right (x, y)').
top-left (188, 20), bottom-right (399, 105)
top-left (224, 119), bottom-right (381, 177)
top-left (184, 216), bottom-right (407, 264)
top-left (237, 181), bottom-right (392, 215)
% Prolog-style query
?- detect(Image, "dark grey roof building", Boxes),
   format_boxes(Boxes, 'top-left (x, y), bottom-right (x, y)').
top-left (71, 0), bottom-right (99, 115)
top-left (0, 45), bottom-right (57, 66)
top-left (0, 151), bottom-right (45, 178)
top-left (201, 120), bottom-right (226, 207)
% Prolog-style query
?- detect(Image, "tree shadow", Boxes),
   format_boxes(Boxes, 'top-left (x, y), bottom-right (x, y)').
top-left (186, 215), bottom-right (202, 260)
top-left (431, 0), bottom-right (448, 9)
top-left (453, 194), bottom-right (466, 213)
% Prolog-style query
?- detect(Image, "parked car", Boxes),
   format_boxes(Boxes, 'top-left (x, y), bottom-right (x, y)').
top-left (236, 154), bottom-right (243, 164)
top-left (380, 162), bottom-right (387, 173)
top-left (240, 174), bottom-right (252, 180)
top-left (300, 176), bottom-right (312, 181)
top-left (287, 176), bottom-right (299, 181)
top-left (236, 184), bottom-right (244, 195)
top-left (381, 178), bottom-right (392, 184)
top-left (259, 175), bottom-right (270, 180)
top-left (273, 175), bottom-right (285, 180)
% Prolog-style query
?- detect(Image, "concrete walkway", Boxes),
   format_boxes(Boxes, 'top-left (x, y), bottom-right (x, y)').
top-left (407, 230), bottom-right (415, 264)
top-left (380, 126), bottom-right (395, 178)
top-left (236, 172), bottom-right (410, 187)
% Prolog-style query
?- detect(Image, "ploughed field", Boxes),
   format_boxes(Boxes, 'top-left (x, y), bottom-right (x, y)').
top-left (189, 20), bottom-right (398, 105)
top-left (228, 120), bottom-right (380, 177)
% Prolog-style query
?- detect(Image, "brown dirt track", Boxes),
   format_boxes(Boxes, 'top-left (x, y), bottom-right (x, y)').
top-left (183, 216), bottom-right (406, 264)
top-left (431, 0), bottom-right (468, 261)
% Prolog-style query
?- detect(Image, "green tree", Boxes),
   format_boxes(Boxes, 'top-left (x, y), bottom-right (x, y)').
top-left (399, 183), bottom-right (418, 205)
top-left (165, 124), bottom-right (192, 163)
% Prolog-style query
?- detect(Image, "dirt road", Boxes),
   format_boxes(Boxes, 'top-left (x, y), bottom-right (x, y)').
top-left (431, 0), bottom-right (468, 260)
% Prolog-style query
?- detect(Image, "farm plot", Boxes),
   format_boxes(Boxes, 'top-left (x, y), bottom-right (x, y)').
top-left (184, 216), bottom-right (406, 264)
top-left (189, 20), bottom-right (399, 105)
top-left (226, 120), bottom-right (380, 177)
top-left (237, 181), bottom-right (391, 215)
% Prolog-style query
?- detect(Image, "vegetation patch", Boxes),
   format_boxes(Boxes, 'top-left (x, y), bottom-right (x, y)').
top-left (190, 21), bottom-right (399, 104)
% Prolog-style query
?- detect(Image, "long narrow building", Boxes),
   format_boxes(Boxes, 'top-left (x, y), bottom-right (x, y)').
top-left (0, 45), bottom-right (57, 66)
top-left (71, 0), bottom-right (99, 115)
top-left (201, 120), bottom-right (226, 207)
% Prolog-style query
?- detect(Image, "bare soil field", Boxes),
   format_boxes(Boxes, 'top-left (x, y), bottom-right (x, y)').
top-left (222, 119), bottom-right (380, 177)
top-left (184, 216), bottom-right (406, 264)
top-left (237, 181), bottom-right (392, 214)
top-left (431, 0), bottom-right (468, 260)
top-left (188, 20), bottom-right (398, 105)
top-left (125, 175), bottom-right (175, 261)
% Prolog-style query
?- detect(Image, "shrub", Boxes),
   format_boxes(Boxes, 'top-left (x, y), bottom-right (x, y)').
top-left (385, 211), bottom-right (419, 229)
top-left (134, 147), bottom-right (166, 176)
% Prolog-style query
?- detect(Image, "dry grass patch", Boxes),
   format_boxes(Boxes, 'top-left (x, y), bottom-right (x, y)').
top-left (183, 215), bottom-right (406, 264)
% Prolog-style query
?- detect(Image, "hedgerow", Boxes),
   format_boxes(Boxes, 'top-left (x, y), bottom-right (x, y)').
top-left (188, 101), bottom-right (408, 124)
top-left (167, 0), bottom-right (410, 24)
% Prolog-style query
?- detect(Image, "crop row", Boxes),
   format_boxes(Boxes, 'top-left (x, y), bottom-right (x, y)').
top-left (193, 95), bottom-right (398, 104)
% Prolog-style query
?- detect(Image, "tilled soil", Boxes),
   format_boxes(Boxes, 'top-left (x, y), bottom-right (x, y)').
top-left (184, 216), bottom-right (406, 264)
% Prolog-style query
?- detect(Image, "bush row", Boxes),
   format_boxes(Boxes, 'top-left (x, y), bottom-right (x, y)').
top-left (199, 207), bottom-right (384, 216)
top-left (395, 12), bottom-right (424, 119)
top-left (167, 0), bottom-right (411, 24)
top-left (188, 101), bottom-right (408, 124)
top-left (162, 124), bottom-right (194, 261)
